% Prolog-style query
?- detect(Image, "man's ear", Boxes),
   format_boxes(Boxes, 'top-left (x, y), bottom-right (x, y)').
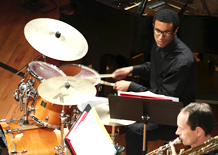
top-left (195, 126), bottom-right (204, 137)
top-left (174, 27), bottom-right (179, 34)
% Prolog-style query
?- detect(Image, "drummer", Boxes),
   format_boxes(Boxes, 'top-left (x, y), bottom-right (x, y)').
top-left (112, 9), bottom-right (197, 155)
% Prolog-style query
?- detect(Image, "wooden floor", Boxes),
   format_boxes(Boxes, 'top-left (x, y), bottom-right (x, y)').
top-left (0, 0), bottom-right (218, 155)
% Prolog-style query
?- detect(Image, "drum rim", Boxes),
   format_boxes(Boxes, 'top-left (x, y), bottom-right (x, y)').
top-left (27, 61), bottom-right (66, 82)
top-left (59, 63), bottom-right (100, 86)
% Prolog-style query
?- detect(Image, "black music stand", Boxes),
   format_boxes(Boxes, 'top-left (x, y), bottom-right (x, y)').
top-left (108, 95), bottom-right (183, 155)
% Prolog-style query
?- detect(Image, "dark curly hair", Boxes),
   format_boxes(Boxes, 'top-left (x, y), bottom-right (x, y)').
top-left (153, 9), bottom-right (180, 31)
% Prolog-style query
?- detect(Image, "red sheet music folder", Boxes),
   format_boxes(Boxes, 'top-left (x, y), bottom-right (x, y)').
top-left (65, 106), bottom-right (89, 155)
top-left (65, 104), bottom-right (117, 155)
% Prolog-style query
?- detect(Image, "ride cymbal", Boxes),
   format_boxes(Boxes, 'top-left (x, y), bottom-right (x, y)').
top-left (38, 76), bottom-right (96, 105)
top-left (24, 18), bottom-right (88, 61)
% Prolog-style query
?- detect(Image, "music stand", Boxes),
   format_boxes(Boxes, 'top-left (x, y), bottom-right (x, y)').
top-left (108, 95), bottom-right (183, 155)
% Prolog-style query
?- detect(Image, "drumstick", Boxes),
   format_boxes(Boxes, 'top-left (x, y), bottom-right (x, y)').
top-left (82, 77), bottom-right (115, 86)
top-left (83, 74), bottom-right (113, 79)
top-left (99, 80), bottom-right (115, 86)
top-left (99, 74), bottom-right (114, 78)
top-left (84, 73), bottom-right (132, 79)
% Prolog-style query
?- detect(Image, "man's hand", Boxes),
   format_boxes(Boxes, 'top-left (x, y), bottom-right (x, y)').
top-left (169, 141), bottom-right (177, 155)
top-left (112, 66), bottom-right (133, 81)
top-left (113, 80), bottom-right (131, 92)
top-left (169, 142), bottom-right (185, 155)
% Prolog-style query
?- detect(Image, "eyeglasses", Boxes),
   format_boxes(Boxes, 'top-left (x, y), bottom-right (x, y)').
top-left (154, 28), bottom-right (174, 37)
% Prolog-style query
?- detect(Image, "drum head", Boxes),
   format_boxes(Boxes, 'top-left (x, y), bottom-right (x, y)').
top-left (28, 61), bottom-right (66, 81)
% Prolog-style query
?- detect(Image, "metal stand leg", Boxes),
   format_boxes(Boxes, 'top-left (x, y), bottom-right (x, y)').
top-left (55, 106), bottom-right (69, 155)
top-left (143, 124), bottom-right (147, 155)
top-left (18, 91), bottom-right (29, 126)
top-left (142, 115), bottom-right (150, 155)
top-left (111, 126), bottom-right (116, 142)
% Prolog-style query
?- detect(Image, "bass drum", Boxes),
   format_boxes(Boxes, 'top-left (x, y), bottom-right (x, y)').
top-left (0, 122), bottom-right (70, 155)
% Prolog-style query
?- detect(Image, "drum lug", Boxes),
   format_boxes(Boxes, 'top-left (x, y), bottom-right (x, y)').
top-left (4, 128), bottom-right (22, 134)
top-left (45, 116), bottom-right (49, 122)
top-left (9, 150), bottom-right (27, 154)
top-left (24, 71), bottom-right (29, 77)
top-left (54, 145), bottom-right (66, 154)
top-left (13, 89), bottom-right (20, 102)
top-left (29, 89), bottom-right (38, 100)
top-left (0, 118), bottom-right (16, 123)
top-left (26, 77), bottom-right (35, 87)
top-left (28, 107), bottom-right (35, 112)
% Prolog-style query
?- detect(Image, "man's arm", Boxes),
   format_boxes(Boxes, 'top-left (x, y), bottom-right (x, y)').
top-left (112, 66), bottom-right (133, 81)
top-left (113, 62), bottom-right (151, 92)
top-left (128, 65), bottom-right (194, 99)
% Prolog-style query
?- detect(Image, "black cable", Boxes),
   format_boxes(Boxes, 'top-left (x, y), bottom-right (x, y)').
top-left (0, 62), bottom-right (24, 77)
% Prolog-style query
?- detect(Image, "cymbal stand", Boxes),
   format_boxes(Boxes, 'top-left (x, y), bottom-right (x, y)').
top-left (22, 91), bottom-right (29, 125)
top-left (18, 90), bottom-right (30, 126)
top-left (55, 105), bottom-right (69, 155)
top-left (71, 108), bottom-right (80, 124)
top-left (15, 78), bottom-right (37, 126)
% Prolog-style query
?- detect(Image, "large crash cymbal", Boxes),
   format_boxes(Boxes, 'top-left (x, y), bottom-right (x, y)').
top-left (38, 76), bottom-right (96, 105)
top-left (24, 18), bottom-right (88, 61)
top-left (94, 103), bottom-right (135, 126)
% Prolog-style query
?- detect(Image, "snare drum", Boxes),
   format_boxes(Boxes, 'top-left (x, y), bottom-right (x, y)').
top-left (0, 122), bottom-right (70, 155)
top-left (14, 61), bottom-right (66, 104)
top-left (59, 64), bottom-right (100, 86)
top-left (25, 61), bottom-right (66, 88)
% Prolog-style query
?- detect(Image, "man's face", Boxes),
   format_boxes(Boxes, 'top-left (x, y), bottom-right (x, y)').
top-left (176, 112), bottom-right (198, 147)
top-left (153, 20), bottom-right (178, 48)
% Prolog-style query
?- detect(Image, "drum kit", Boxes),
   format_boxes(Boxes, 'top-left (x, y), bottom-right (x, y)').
top-left (0, 18), bottom-right (134, 155)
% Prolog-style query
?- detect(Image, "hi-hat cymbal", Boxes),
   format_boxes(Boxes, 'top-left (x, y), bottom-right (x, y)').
top-left (94, 103), bottom-right (135, 126)
top-left (24, 18), bottom-right (88, 61)
top-left (38, 76), bottom-right (96, 105)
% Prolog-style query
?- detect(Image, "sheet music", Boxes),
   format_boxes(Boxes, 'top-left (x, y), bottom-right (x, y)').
top-left (68, 108), bottom-right (116, 155)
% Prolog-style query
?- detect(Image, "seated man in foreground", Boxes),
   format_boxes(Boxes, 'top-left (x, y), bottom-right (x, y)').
top-left (169, 102), bottom-right (218, 155)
